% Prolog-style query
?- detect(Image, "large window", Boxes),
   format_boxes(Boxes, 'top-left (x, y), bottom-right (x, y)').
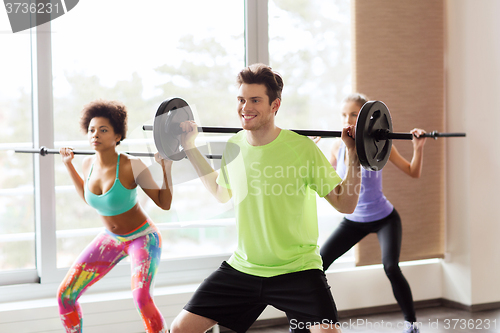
top-left (50, 0), bottom-right (244, 268)
top-left (0, 0), bottom-right (351, 296)
top-left (268, 0), bottom-right (351, 253)
top-left (0, 15), bottom-right (36, 282)
top-left (269, 0), bottom-right (351, 130)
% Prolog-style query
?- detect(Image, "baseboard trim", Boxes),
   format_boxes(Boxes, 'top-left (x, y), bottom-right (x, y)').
top-left (470, 301), bottom-right (500, 312)
top-left (337, 298), bottom-right (443, 318)
top-left (226, 298), bottom-right (500, 331)
top-left (441, 299), bottom-right (500, 313)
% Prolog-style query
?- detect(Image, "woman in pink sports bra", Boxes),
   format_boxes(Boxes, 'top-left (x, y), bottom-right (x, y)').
top-left (57, 100), bottom-right (172, 333)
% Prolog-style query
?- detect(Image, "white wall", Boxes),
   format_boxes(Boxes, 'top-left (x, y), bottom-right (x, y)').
top-left (444, 0), bottom-right (500, 306)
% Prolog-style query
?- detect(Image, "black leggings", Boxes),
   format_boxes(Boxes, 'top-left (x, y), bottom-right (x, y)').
top-left (320, 209), bottom-right (416, 323)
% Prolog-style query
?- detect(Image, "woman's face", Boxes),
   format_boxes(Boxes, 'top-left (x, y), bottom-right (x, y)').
top-left (87, 117), bottom-right (121, 151)
top-left (340, 101), bottom-right (362, 127)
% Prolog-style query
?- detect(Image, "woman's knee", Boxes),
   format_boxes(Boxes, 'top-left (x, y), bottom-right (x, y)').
top-left (57, 283), bottom-right (75, 309)
top-left (132, 283), bottom-right (154, 304)
top-left (383, 262), bottom-right (402, 277)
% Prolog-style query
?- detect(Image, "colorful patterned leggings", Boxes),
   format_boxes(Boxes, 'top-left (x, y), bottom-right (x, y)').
top-left (57, 220), bottom-right (167, 333)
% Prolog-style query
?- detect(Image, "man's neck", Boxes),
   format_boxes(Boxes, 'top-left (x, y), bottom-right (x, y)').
top-left (246, 126), bottom-right (281, 146)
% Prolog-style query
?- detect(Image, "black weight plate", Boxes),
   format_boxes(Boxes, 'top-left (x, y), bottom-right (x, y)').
top-left (355, 101), bottom-right (393, 171)
top-left (153, 98), bottom-right (194, 160)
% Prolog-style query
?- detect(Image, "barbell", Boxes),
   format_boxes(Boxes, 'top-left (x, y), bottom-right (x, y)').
top-left (143, 97), bottom-right (466, 171)
top-left (14, 145), bottom-right (222, 160)
top-left (15, 97), bottom-right (466, 171)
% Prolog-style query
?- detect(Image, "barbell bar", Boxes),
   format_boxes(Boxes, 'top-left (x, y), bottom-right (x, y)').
top-left (142, 125), bottom-right (466, 140)
top-left (144, 97), bottom-right (466, 170)
top-left (14, 146), bottom-right (223, 159)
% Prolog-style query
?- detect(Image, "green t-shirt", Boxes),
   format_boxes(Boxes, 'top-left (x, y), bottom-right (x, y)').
top-left (216, 129), bottom-right (342, 277)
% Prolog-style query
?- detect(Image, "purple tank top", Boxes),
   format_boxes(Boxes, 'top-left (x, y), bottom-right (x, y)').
top-left (336, 143), bottom-right (394, 222)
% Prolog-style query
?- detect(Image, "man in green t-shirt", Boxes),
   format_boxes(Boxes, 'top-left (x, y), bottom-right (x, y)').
top-left (170, 63), bottom-right (361, 333)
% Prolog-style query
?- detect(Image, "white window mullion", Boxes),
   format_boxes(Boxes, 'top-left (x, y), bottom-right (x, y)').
top-left (33, 21), bottom-right (58, 284)
top-left (245, 0), bottom-right (269, 65)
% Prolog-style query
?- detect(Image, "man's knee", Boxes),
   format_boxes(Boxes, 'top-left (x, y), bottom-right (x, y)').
top-left (170, 310), bottom-right (217, 333)
top-left (169, 318), bottom-right (182, 333)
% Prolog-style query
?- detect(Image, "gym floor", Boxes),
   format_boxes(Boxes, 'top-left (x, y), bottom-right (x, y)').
top-left (243, 306), bottom-right (500, 332)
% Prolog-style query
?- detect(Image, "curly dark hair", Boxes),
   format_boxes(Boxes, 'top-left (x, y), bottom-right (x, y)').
top-left (79, 100), bottom-right (128, 146)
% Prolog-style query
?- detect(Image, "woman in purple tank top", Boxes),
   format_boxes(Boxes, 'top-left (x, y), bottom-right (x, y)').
top-left (320, 93), bottom-right (427, 333)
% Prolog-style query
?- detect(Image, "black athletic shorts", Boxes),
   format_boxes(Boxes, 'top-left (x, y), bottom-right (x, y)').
top-left (183, 261), bottom-right (339, 333)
